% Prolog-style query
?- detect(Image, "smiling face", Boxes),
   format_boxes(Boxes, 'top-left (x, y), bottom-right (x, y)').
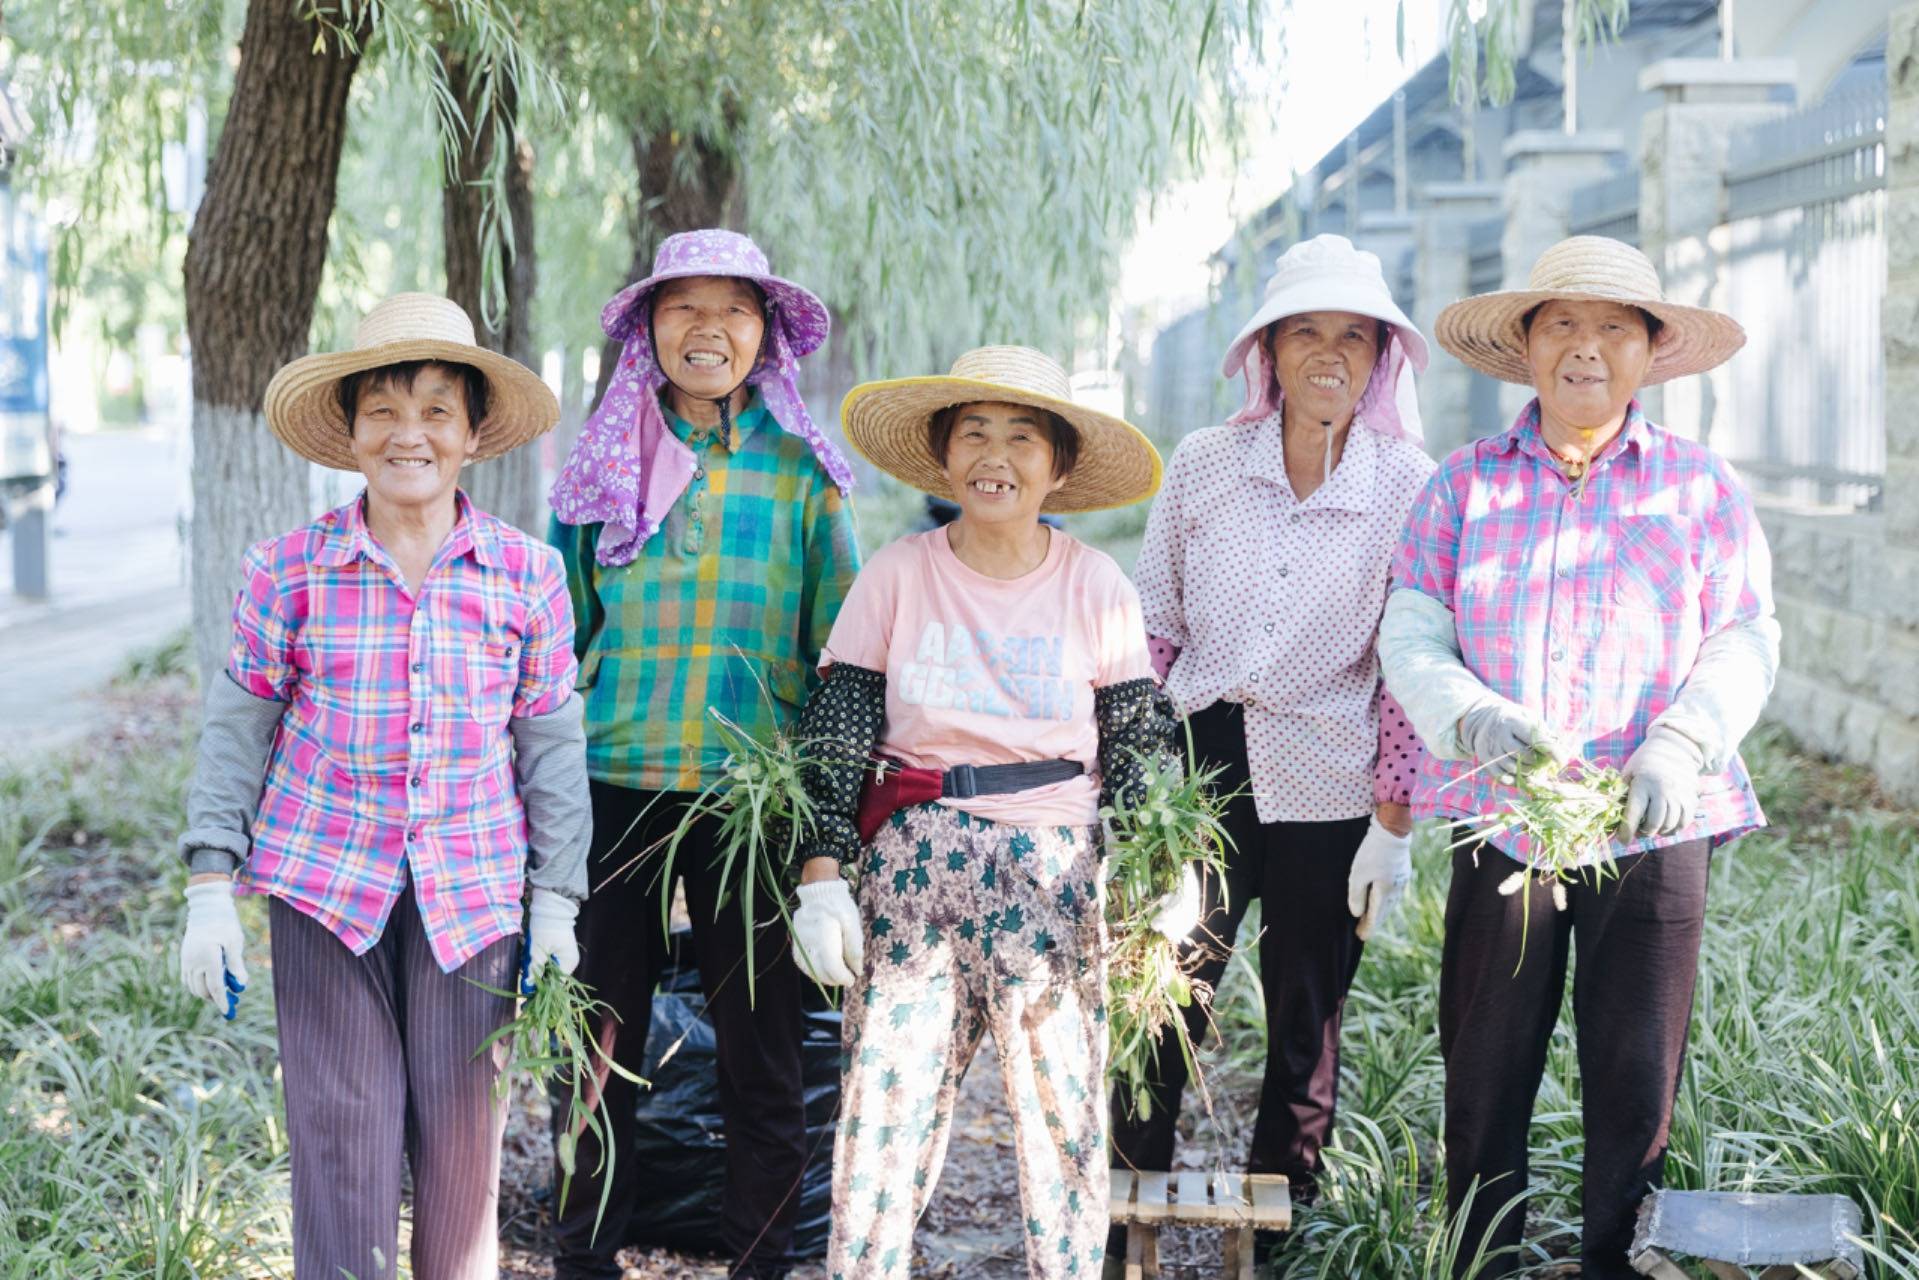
top-left (1524, 299), bottom-right (1655, 435)
top-left (347, 362), bottom-right (481, 519)
top-left (935, 401), bottom-right (1071, 530)
top-left (650, 275), bottom-right (766, 403)
top-left (1266, 310), bottom-right (1382, 429)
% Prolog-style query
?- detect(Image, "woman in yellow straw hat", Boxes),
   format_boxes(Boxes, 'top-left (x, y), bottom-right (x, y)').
top-left (779, 346), bottom-right (1181, 1277)
top-left (174, 293), bottom-right (588, 1280)
top-left (1378, 236), bottom-right (1778, 1278)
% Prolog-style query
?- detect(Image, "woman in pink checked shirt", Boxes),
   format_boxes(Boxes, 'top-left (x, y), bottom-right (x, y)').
top-left (1108, 234), bottom-right (1436, 1258)
top-left (173, 294), bottom-right (591, 1280)
top-left (1379, 236), bottom-right (1779, 1280)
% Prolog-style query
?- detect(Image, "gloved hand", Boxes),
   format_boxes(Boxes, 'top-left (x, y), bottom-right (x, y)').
top-left (1149, 864), bottom-right (1203, 942)
top-left (791, 877), bottom-right (865, 987)
top-left (1457, 701), bottom-right (1568, 773)
top-left (526, 888), bottom-right (582, 980)
top-left (1620, 727), bottom-right (1705, 841)
top-left (1347, 816), bottom-right (1413, 941)
top-left (180, 878), bottom-right (248, 1018)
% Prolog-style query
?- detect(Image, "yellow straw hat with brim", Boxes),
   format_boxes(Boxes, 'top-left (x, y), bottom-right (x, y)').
top-left (1435, 235), bottom-right (1746, 386)
top-left (264, 293), bottom-right (559, 471)
top-left (840, 346), bottom-right (1162, 514)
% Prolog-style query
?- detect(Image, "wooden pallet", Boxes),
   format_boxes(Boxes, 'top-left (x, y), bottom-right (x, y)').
top-left (1108, 1169), bottom-right (1292, 1279)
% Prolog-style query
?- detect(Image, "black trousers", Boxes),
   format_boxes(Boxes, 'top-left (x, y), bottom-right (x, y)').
top-left (1108, 701), bottom-right (1370, 1200)
top-left (1440, 838), bottom-right (1712, 1280)
top-left (551, 781), bottom-right (806, 1280)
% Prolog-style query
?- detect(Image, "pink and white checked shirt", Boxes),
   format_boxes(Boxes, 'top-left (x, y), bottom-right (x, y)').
top-left (227, 493), bottom-right (577, 971)
top-left (1135, 412), bottom-right (1435, 823)
top-left (1391, 400), bottom-right (1771, 859)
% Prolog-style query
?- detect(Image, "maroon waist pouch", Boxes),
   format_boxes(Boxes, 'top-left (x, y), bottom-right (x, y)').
top-left (854, 761), bottom-right (943, 843)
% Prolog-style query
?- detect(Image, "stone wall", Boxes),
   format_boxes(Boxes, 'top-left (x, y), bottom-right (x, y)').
top-left (1758, 2), bottom-right (1919, 804)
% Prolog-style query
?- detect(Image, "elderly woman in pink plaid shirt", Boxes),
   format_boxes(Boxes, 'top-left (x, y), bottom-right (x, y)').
top-left (1110, 235), bottom-right (1437, 1257)
top-left (1379, 237), bottom-right (1779, 1280)
top-left (173, 295), bottom-right (590, 1280)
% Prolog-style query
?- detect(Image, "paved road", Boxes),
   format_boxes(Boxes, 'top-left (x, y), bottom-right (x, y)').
top-left (0, 427), bottom-right (191, 759)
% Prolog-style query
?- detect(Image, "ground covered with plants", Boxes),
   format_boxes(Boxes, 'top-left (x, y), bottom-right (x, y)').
top-left (2, 645), bottom-right (1914, 1278)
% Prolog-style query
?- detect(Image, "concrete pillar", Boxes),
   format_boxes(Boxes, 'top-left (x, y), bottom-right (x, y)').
top-left (1887, 5), bottom-right (1919, 551)
top-left (1636, 57), bottom-right (1795, 434)
top-left (1412, 182), bottom-right (1501, 458)
top-left (1498, 131), bottom-right (1626, 418)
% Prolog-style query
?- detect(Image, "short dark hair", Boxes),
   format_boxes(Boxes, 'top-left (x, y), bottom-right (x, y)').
top-left (338, 360), bottom-right (488, 433)
top-left (926, 402), bottom-right (1081, 480)
top-left (1520, 303), bottom-right (1665, 342)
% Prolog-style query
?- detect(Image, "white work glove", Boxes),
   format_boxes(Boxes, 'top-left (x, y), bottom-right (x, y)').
top-left (791, 878), bottom-right (865, 987)
top-left (1457, 701), bottom-right (1568, 773)
top-left (526, 888), bottom-right (582, 979)
top-left (1149, 864), bottom-right (1204, 942)
top-left (1620, 728), bottom-right (1705, 842)
top-left (180, 879), bottom-right (249, 1017)
top-left (1347, 817), bottom-right (1413, 941)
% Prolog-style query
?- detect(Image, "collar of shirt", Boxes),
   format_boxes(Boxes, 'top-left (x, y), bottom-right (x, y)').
top-left (314, 489), bottom-right (503, 574)
top-left (668, 388), bottom-right (769, 454)
top-left (1239, 408), bottom-right (1378, 513)
top-left (1493, 397), bottom-right (1652, 480)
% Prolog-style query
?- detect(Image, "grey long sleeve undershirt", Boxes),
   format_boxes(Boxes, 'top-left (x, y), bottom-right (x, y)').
top-left (179, 676), bottom-right (591, 901)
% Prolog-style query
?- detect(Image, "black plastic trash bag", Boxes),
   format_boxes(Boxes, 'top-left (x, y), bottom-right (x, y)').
top-left (623, 932), bottom-right (842, 1260)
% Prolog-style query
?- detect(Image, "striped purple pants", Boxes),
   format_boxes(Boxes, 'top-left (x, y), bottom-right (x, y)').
top-left (269, 890), bottom-right (518, 1280)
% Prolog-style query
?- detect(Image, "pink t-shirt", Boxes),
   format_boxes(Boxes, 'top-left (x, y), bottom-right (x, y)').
top-left (821, 527), bottom-right (1154, 826)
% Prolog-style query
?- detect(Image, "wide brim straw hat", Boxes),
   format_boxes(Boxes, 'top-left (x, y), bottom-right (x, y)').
top-left (264, 293), bottom-right (558, 471)
top-left (1220, 233), bottom-right (1429, 379)
top-left (1435, 235), bottom-right (1746, 386)
top-left (841, 346), bottom-right (1162, 514)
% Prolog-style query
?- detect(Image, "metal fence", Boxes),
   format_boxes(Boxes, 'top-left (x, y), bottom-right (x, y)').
top-left (1716, 85), bottom-right (1888, 510)
top-left (1568, 170), bottom-right (1641, 246)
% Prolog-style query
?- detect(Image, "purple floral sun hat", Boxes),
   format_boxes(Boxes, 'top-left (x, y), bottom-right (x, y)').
top-left (549, 229), bottom-right (854, 565)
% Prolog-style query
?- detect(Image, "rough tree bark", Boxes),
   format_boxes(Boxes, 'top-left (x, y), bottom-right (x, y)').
top-left (590, 125), bottom-right (743, 411)
top-left (441, 48), bottom-right (542, 534)
top-left (182, 0), bottom-right (369, 683)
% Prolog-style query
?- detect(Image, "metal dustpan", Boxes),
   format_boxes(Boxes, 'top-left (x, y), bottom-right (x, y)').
top-left (1630, 1190), bottom-right (1865, 1279)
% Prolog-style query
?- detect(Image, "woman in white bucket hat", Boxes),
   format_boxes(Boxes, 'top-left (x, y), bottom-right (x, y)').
top-left (1378, 235), bottom-right (1777, 1278)
top-left (1111, 235), bottom-right (1437, 1258)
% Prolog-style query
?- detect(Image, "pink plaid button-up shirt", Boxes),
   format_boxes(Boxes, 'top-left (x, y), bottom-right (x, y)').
top-left (1392, 400), bottom-right (1771, 861)
top-left (228, 492), bottom-right (577, 970)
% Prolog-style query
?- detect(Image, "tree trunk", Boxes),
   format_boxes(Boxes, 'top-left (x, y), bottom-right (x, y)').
top-left (441, 48), bottom-right (543, 534)
top-left (590, 126), bottom-right (743, 411)
top-left (182, 0), bottom-right (368, 684)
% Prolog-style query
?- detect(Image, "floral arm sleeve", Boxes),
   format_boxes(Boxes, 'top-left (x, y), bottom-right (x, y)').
top-left (1094, 677), bottom-right (1182, 817)
top-left (793, 663), bottom-right (887, 866)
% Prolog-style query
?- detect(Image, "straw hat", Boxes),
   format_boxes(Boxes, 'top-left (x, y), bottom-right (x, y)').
top-left (1220, 233), bottom-right (1429, 379)
top-left (841, 346), bottom-right (1162, 513)
top-left (1435, 236), bottom-right (1745, 386)
top-left (264, 293), bottom-right (559, 470)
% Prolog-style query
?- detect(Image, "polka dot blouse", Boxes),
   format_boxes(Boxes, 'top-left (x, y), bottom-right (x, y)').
top-left (1134, 410), bottom-right (1433, 823)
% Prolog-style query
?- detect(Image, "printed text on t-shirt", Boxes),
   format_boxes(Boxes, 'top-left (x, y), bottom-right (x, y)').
top-left (899, 621), bottom-right (1075, 721)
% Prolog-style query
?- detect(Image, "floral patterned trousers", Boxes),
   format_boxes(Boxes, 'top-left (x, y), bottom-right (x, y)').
top-left (827, 802), bottom-right (1110, 1278)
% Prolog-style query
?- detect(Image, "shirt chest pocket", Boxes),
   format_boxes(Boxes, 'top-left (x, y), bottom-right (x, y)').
top-left (1611, 515), bottom-right (1698, 615)
top-left (464, 638), bottom-right (520, 727)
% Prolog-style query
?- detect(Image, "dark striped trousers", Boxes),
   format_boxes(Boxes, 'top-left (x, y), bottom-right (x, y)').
top-left (270, 889), bottom-right (518, 1280)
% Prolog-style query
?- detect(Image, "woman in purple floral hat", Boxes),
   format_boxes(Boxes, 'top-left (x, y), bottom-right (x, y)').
top-left (545, 229), bottom-right (859, 1280)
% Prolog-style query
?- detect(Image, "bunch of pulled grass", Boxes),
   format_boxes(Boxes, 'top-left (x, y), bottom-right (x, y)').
top-left (1102, 744), bottom-right (1236, 1121)
top-left (474, 959), bottom-right (643, 1243)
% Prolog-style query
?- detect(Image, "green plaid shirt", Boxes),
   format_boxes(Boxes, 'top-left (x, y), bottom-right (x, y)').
top-left (551, 395), bottom-right (861, 792)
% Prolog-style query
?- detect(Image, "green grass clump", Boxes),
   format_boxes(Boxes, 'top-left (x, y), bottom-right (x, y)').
top-left (473, 961), bottom-right (642, 1243)
top-left (1102, 744), bottom-right (1234, 1122)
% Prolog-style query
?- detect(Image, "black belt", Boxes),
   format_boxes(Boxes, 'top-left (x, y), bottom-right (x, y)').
top-left (940, 759), bottom-right (1084, 801)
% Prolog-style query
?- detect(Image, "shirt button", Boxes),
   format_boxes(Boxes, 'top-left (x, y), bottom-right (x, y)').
top-left (410, 776), bottom-right (423, 788)
top-left (695, 468), bottom-right (706, 480)
top-left (411, 662), bottom-right (424, 674)
top-left (1264, 622), bottom-right (1276, 634)
top-left (406, 830), bottom-right (418, 842)
top-left (1277, 566), bottom-right (1289, 577)
top-left (410, 722), bottom-right (423, 734)
top-left (1551, 648), bottom-right (1566, 662)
